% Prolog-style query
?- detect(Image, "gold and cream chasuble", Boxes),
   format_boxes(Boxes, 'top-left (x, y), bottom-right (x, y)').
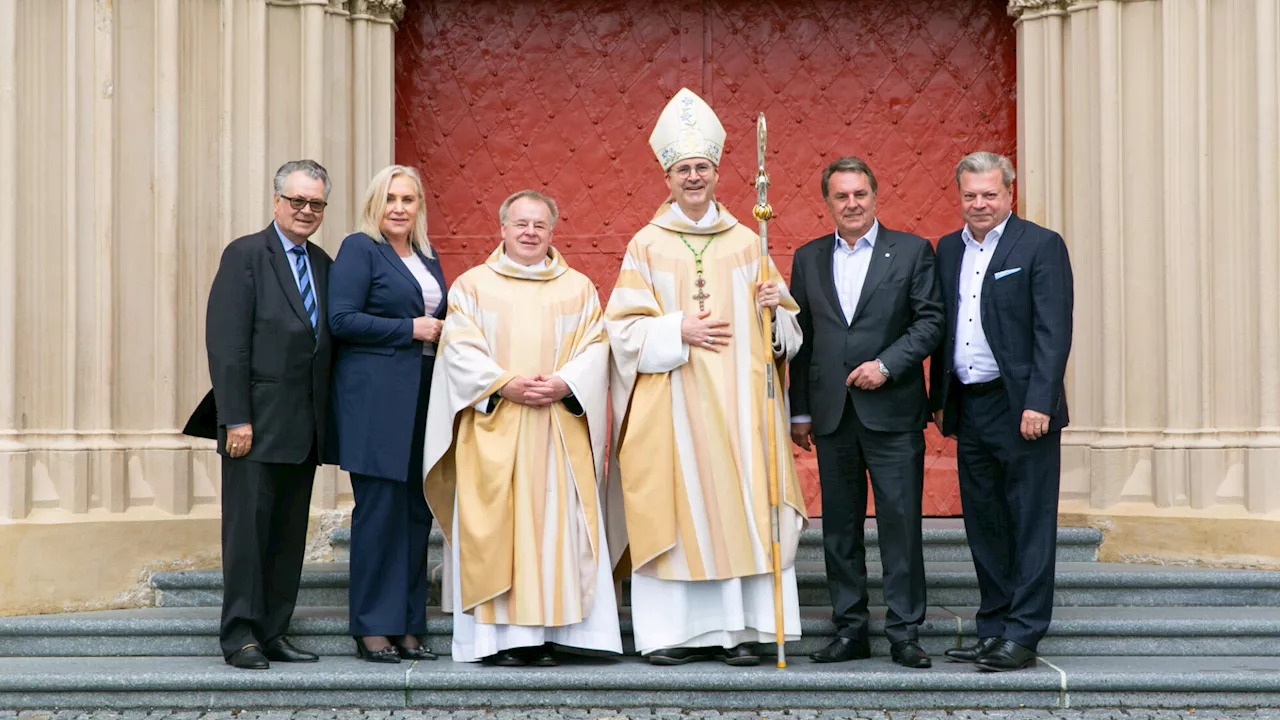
top-left (605, 202), bottom-right (808, 653)
top-left (424, 246), bottom-right (622, 662)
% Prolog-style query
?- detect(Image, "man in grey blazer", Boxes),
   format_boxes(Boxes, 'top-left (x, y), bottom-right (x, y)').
top-left (788, 157), bottom-right (944, 668)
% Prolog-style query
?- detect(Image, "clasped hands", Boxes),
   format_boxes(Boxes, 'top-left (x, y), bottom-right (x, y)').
top-left (500, 375), bottom-right (571, 407)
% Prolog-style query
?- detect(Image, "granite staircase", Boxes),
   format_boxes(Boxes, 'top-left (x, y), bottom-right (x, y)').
top-left (2, 520), bottom-right (1279, 710)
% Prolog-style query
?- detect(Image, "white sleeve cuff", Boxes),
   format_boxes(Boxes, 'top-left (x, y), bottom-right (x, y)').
top-left (790, 415), bottom-right (812, 424)
top-left (473, 396), bottom-right (495, 414)
top-left (636, 311), bottom-right (689, 374)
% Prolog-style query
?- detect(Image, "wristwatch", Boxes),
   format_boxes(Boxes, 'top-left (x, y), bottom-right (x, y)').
top-left (876, 359), bottom-right (891, 379)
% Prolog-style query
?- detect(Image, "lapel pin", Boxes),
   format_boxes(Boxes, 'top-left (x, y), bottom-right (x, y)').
top-left (884, 252), bottom-right (890, 257)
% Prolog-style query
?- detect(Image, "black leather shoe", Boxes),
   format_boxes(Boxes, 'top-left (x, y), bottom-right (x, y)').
top-left (719, 643), bottom-right (761, 667)
top-left (529, 645), bottom-right (559, 667)
top-left (392, 636), bottom-right (437, 661)
top-left (487, 649), bottom-right (527, 667)
top-left (225, 644), bottom-right (270, 670)
top-left (264, 637), bottom-right (318, 663)
top-left (396, 644), bottom-right (438, 661)
top-left (890, 640), bottom-right (932, 669)
top-left (354, 637), bottom-right (402, 664)
top-left (810, 636), bottom-right (871, 663)
top-left (646, 646), bottom-right (718, 665)
top-left (944, 636), bottom-right (1002, 664)
top-left (975, 639), bottom-right (1038, 672)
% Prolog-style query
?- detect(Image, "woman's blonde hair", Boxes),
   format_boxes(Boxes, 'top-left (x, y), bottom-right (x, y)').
top-left (358, 164), bottom-right (434, 258)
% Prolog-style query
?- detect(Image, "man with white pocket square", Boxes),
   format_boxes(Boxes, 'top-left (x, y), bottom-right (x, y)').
top-left (928, 151), bottom-right (1074, 672)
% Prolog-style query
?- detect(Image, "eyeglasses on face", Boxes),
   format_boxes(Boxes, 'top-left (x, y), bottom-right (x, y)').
top-left (280, 195), bottom-right (328, 212)
top-left (669, 162), bottom-right (715, 179)
top-left (508, 220), bottom-right (551, 233)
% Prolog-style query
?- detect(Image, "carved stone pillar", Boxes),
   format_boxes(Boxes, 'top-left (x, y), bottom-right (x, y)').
top-left (1010, 0), bottom-right (1280, 564)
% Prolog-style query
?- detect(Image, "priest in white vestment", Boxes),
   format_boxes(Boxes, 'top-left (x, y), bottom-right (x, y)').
top-left (604, 88), bottom-right (809, 666)
top-left (424, 190), bottom-right (622, 666)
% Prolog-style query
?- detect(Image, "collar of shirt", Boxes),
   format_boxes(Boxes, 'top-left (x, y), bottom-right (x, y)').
top-left (834, 219), bottom-right (879, 254)
top-left (273, 221), bottom-right (308, 254)
top-left (669, 202), bottom-right (719, 228)
top-left (961, 212), bottom-right (1012, 247)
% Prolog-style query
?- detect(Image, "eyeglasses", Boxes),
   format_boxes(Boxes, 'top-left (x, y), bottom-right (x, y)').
top-left (669, 163), bottom-right (715, 179)
top-left (280, 195), bottom-right (328, 212)
top-left (508, 220), bottom-right (550, 233)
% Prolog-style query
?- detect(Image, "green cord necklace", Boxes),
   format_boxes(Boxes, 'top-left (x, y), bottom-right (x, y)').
top-left (678, 232), bottom-right (716, 311)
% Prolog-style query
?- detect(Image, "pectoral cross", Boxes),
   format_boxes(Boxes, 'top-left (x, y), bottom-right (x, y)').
top-left (693, 275), bottom-right (710, 310)
top-left (678, 232), bottom-right (717, 312)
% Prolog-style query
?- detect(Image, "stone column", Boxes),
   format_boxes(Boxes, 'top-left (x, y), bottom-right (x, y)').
top-left (0, 0), bottom-right (25, 519)
top-left (1010, 0), bottom-right (1280, 559)
top-left (0, 0), bottom-right (402, 522)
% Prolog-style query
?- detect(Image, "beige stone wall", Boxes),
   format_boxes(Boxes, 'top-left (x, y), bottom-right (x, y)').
top-left (0, 0), bottom-right (401, 524)
top-left (0, 0), bottom-right (400, 613)
top-left (1012, 0), bottom-right (1280, 547)
top-left (2, 0), bottom-right (1278, 616)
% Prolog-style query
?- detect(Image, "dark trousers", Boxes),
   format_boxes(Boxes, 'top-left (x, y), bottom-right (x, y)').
top-left (348, 358), bottom-right (434, 637)
top-left (219, 455), bottom-right (316, 658)
top-left (814, 396), bottom-right (926, 645)
top-left (955, 385), bottom-right (1061, 649)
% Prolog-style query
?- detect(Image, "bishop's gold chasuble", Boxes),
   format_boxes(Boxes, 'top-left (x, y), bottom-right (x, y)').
top-left (605, 201), bottom-right (808, 584)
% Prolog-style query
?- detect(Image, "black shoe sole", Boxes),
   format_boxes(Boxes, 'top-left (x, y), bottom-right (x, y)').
top-left (976, 659), bottom-right (1037, 672)
top-left (945, 654), bottom-right (982, 664)
top-left (647, 652), bottom-right (715, 666)
top-left (720, 655), bottom-right (761, 667)
top-left (264, 655), bottom-right (319, 663)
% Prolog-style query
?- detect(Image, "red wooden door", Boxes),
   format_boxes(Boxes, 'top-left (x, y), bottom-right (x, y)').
top-left (395, 0), bottom-right (1017, 516)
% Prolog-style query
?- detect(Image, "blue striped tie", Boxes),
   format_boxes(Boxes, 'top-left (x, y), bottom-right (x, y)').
top-left (290, 246), bottom-right (318, 335)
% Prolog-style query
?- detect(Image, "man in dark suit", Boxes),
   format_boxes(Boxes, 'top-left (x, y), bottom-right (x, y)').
top-left (789, 157), bottom-right (944, 669)
top-left (929, 151), bottom-right (1074, 672)
top-left (204, 159), bottom-right (335, 669)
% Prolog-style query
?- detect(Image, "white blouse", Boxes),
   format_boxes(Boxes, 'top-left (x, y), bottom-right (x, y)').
top-left (399, 252), bottom-right (444, 356)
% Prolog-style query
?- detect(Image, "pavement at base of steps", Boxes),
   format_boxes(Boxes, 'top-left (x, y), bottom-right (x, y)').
top-left (5, 710), bottom-right (1280, 720)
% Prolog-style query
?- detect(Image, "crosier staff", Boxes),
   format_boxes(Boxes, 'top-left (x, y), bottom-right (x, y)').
top-left (753, 111), bottom-right (786, 669)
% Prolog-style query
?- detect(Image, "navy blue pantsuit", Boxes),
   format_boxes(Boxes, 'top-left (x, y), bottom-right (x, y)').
top-left (348, 359), bottom-right (434, 636)
top-left (327, 232), bottom-right (447, 639)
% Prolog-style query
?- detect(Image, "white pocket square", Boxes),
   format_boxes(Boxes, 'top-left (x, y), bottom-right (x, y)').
top-left (994, 267), bottom-right (1022, 280)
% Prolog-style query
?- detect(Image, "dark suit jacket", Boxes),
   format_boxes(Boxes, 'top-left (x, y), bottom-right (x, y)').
top-left (328, 232), bottom-right (447, 483)
top-left (203, 223), bottom-right (334, 464)
top-left (788, 225), bottom-right (945, 436)
top-left (928, 214), bottom-right (1074, 437)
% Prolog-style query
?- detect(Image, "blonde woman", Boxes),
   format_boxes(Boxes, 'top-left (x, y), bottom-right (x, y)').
top-left (328, 165), bottom-right (446, 663)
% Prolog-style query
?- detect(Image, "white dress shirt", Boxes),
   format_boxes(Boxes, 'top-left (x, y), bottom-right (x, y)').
top-left (952, 213), bottom-right (1012, 384)
top-left (833, 220), bottom-right (879, 325)
top-left (792, 221), bottom-right (879, 425)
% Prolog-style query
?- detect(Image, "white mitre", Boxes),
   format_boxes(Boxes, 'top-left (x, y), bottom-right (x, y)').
top-left (648, 88), bottom-right (726, 171)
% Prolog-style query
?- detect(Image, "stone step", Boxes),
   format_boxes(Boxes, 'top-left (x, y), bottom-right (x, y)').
top-left (328, 523), bottom-right (1105, 564)
top-left (0, 654), bottom-right (1278, 710)
top-left (3, 606), bottom-right (1280, 659)
top-left (151, 561), bottom-right (1280, 609)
